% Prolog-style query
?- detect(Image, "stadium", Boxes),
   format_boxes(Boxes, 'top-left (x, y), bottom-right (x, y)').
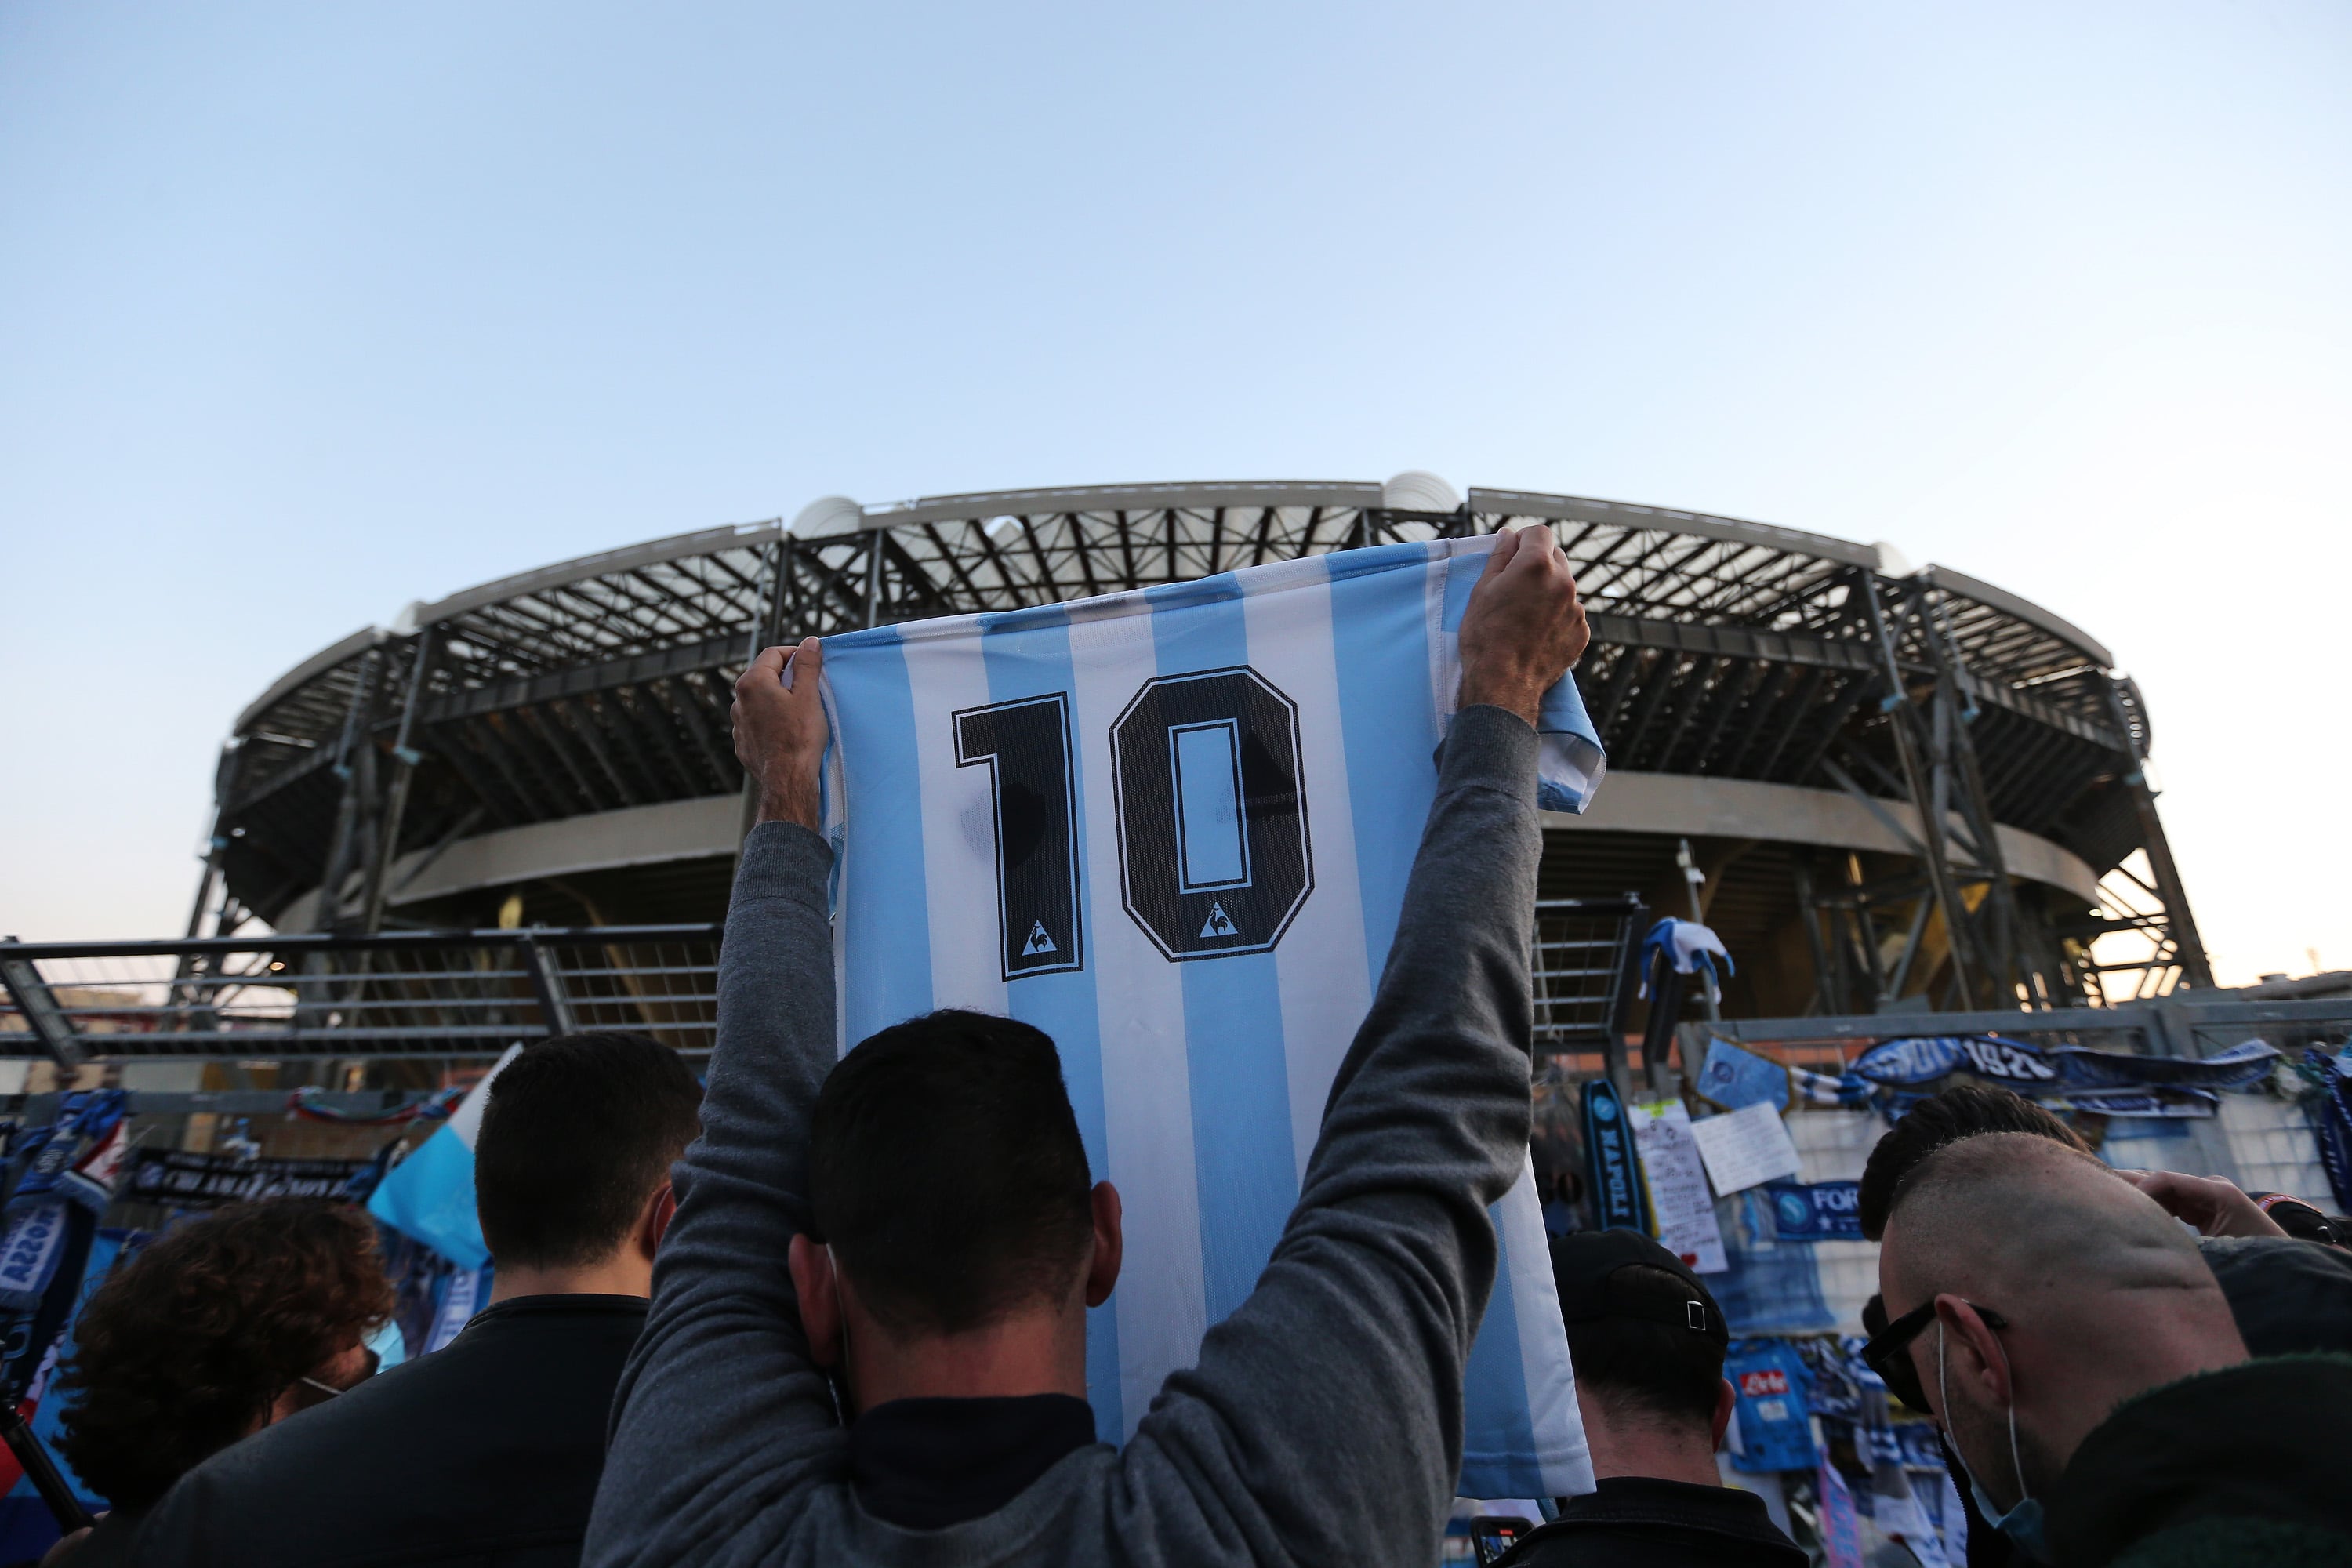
top-left (181, 474), bottom-right (2201, 1037)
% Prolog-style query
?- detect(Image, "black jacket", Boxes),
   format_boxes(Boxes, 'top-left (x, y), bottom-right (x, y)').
top-left (130, 1294), bottom-right (647, 1568)
top-left (1494, 1477), bottom-right (1807, 1568)
top-left (54, 1508), bottom-right (146, 1568)
top-left (2046, 1352), bottom-right (2352, 1568)
top-left (2198, 1236), bottom-right (2352, 1358)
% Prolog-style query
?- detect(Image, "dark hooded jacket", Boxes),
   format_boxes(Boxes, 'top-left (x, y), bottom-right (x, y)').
top-left (2046, 1352), bottom-right (2352, 1568)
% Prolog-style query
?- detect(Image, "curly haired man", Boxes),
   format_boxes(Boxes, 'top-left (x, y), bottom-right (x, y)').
top-left (48, 1197), bottom-right (390, 1565)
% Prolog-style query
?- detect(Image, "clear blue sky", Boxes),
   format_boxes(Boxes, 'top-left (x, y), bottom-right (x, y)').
top-left (4, 2), bottom-right (2347, 984)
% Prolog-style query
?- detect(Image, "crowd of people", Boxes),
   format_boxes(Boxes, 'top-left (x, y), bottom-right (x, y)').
top-left (30, 528), bottom-right (2352, 1568)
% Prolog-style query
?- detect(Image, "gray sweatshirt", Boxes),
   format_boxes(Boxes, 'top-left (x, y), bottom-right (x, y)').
top-left (586, 704), bottom-right (1544, 1568)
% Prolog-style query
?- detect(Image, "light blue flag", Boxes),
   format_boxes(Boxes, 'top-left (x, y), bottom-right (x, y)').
top-left (367, 1045), bottom-right (523, 1271)
top-left (815, 534), bottom-right (1603, 1497)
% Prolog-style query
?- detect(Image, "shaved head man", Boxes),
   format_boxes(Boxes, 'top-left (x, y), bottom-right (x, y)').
top-left (1872, 1132), bottom-right (2352, 1566)
top-left (1878, 1136), bottom-right (2242, 1523)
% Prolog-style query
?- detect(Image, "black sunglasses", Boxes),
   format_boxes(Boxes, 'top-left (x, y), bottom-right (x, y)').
top-left (1861, 1298), bottom-right (2008, 1414)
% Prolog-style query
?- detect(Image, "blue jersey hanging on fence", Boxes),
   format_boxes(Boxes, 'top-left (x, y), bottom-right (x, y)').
top-left (1726, 1338), bottom-right (1820, 1473)
top-left (818, 534), bottom-right (1606, 1498)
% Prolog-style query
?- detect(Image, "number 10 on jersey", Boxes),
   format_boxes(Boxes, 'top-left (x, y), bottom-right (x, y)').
top-left (953, 667), bottom-right (1314, 980)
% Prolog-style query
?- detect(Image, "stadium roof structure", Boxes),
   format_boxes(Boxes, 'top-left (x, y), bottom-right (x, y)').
top-left (180, 476), bottom-right (2205, 1033)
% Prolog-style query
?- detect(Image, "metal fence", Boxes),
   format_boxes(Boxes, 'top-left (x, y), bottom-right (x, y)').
top-left (5, 902), bottom-right (1649, 1067)
top-left (1530, 896), bottom-right (1648, 1058)
top-left (1690, 993), bottom-right (2352, 1064)
top-left (0, 927), bottom-right (723, 1062)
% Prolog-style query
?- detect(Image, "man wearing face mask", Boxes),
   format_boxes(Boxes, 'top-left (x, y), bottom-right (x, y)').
top-left (1871, 1131), bottom-right (2352, 1566)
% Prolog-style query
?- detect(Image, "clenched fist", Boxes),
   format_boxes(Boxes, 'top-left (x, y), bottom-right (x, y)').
top-left (1456, 526), bottom-right (1589, 725)
top-left (733, 637), bottom-right (828, 831)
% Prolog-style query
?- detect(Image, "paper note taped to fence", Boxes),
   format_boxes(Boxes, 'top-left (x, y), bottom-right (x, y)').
top-left (1690, 1101), bottom-right (1803, 1196)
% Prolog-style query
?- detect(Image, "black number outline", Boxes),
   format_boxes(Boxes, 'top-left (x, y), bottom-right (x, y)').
top-left (953, 692), bottom-right (1085, 981)
top-left (1110, 666), bottom-right (1315, 962)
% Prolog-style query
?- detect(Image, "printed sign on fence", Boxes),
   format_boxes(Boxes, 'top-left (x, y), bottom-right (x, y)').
top-left (1762, 1180), bottom-right (1863, 1241)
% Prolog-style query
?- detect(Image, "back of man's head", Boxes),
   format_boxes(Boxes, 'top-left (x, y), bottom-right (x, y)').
top-left (476, 1031), bottom-right (704, 1270)
top-left (1882, 1132), bottom-right (2241, 1373)
top-left (1880, 1133), bottom-right (2246, 1506)
top-left (1859, 1086), bottom-right (2088, 1240)
top-left (1551, 1231), bottom-right (1730, 1439)
top-left (811, 1009), bottom-right (1092, 1337)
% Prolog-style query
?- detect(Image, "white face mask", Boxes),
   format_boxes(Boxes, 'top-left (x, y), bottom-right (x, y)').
top-left (1938, 1319), bottom-right (2050, 1562)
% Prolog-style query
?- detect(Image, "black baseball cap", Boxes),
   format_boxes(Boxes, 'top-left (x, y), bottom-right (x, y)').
top-left (1549, 1229), bottom-right (1729, 1348)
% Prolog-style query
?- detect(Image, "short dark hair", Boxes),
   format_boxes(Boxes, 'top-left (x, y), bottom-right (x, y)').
top-left (476, 1031), bottom-right (704, 1269)
top-left (58, 1200), bottom-right (391, 1511)
top-left (810, 1009), bottom-right (1093, 1337)
top-left (1857, 1085), bottom-right (2088, 1240)
top-left (1563, 1264), bottom-right (1726, 1428)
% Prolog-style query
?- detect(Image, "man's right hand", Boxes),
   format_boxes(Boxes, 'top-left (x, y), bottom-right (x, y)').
top-left (1457, 526), bottom-right (1589, 726)
top-left (733, 637), bottom-right (827, 831)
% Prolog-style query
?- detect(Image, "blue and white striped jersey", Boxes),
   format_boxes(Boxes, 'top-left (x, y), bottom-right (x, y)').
top-left (816, 533), bottom-right (1603, 1498)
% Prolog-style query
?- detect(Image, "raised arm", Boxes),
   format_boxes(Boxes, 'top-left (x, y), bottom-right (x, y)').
top-left (586, 639), bottom-right (844, 1567)
top-left (1119, 528), bottom-right (1589, 1566)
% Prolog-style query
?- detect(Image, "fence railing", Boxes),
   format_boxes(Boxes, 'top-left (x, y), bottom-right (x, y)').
top-left (0, 927), bottom-right (723, 1062)
top-left (1531, 896), bottom-right (1648, 1057)
top-left (6, 901), bottom-right (1650, 1067)
top-left (1688, 993), bottom-right (2352, 1065)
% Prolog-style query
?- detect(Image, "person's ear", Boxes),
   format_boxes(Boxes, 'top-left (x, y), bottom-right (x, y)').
top-left (638, 1181), bottom-right (677, 1261)
top-left (788, 1234), bottom-right (842, 1369)
top-left (1084, 1181), bottom-right (1123, 1308)
top-left (1935, 1294), bottom-right (2010, 1408)
top-left (1712, 1376), bottom-right (1736, 1450)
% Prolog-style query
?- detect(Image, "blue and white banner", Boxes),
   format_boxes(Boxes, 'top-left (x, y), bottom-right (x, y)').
top-left (1762, 1181), bottom-right (1864, 1241)
top-left (1696, 1036), bottom-right (1793, 1113)
top-left (2052, 1039), bottom-right (2278, 1091)
top-left (2050, 1087), bottom-right (2219, 1119)
top-left (2307, 1049), bottom-right (2352, 1214)
top-left (1850, 1035), bottom-right (2058, 1090)
top-left (817, 535), bottom-right (1602, 1498)
top-left (1850, 1033), bottom-right (2279, 1098)
top-left (5, 1226), bottom-right (139, 1521)
top-left (0, 1093), bottom-right (126, 1320)
top-left (367, 1044), bottom-right (523, 1271)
